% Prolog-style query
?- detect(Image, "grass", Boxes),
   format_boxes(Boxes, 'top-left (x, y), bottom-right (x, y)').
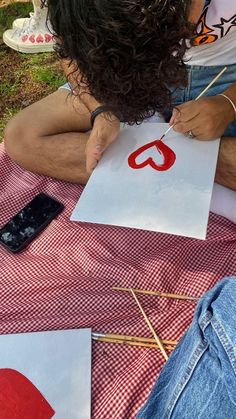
top-left (30, 55), bottom-right (66, 88)
top-left (0, 81), bottom-right (20, 97)
top-left (0, 2), bottom-right (32, 35)
top-left (0, 1), bottom-right (66, 141)
top-left (0, 107), bottom-right (21, 136)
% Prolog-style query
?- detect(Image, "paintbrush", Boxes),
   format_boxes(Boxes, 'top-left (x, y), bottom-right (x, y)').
top-left (130, 288), bottom-right (169, 360)
top-left (160, 66), bottom-right (227, 141)
top-left (93, 336), bottom-right (175, 351)
top-left (112, 286), bottom-right (198, 301)
top-left (92, 332), bottom-right (178, 346)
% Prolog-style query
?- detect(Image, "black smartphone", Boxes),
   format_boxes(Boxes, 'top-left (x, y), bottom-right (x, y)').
top-left (0, 193), bottom-right (64, 253)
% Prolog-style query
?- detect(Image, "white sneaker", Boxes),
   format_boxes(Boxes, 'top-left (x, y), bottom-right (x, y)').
top-left (12, 12), bottom-right (34, 30)
top-left (3, 9), bottom-right (55, 53)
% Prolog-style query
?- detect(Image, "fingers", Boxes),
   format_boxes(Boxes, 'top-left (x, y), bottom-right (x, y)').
top-left (173, 115), bottom-right (205, 139)
top-left (85, 115), bottom-right (120, 174)
top-left (170, 101), bottom-right (200, 126)
top-left (170, 96), bottom-right (231, 141)
top-left (86, 127), bottom-right (114, 174)
top-left (170, 109), bottom-right (208, 140)
top-left (174, 120), bottom-right (200, 136)
top-left (169, 99), bottom-right (217, 140)
top-left (174, 121), bottom-right (209, 140)
top-left (86, 130), bottom-right (105, 174)
top-left (169, 108), bottom-right (180, 126)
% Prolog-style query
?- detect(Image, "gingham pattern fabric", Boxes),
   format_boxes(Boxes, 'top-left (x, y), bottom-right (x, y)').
top-left (0, 144), bottom-right (236, 418)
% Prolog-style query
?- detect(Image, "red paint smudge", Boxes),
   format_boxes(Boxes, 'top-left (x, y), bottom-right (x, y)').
top-left (0, 368), bottom-right (55, 419)
top-left (128, 139), bottom-right (176, 171)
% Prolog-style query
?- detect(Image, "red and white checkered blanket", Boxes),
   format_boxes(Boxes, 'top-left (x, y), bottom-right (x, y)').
top-left (0, 144), bottom-right (236, 418)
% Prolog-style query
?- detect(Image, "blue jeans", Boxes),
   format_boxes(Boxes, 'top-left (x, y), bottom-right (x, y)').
top-left (137, 277), bottom-right (236, 419)
top-left (60, 64), bottom-right (236, 137)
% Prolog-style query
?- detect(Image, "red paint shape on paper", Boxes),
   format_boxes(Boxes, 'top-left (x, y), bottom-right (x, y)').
top-left (128, 139), bottom-right (176, 171)
top-left (0, 368), bottom-right (55, 419)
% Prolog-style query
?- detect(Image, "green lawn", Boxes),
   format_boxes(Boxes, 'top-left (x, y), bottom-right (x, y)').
top-left (0, 1), bottom-right (66, 141)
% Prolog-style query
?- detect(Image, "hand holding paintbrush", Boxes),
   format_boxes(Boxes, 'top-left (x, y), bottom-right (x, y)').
top-left (160, 66), bottom-right (228, 141)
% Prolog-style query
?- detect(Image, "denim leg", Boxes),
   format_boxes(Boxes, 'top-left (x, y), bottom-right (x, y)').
top-left (137, 277), bottom-right (236, 419)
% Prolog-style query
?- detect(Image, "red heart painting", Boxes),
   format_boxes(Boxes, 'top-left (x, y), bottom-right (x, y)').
top-left (128, 139), bottom-right (176, 171)
top-left (0, 368), bottom-right (55, 418)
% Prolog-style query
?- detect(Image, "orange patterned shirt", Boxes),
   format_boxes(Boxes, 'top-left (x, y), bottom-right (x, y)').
top-left (193, 0), bottom-right (236, 46)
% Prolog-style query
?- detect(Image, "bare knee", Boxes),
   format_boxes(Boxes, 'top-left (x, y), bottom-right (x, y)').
top-left (216, 136), bottom-right (236, 190)
top-left (4, 114), bottom-right (36, 165)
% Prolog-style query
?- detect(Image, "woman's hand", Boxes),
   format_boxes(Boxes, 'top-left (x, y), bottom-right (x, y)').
top-left (169, 95), bottom-right (235, 140)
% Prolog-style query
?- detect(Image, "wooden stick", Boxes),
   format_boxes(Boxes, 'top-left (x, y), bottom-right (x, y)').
top-left (93, 336), bottom-right (175, 351)
top-left (129, 288), bottom-right (169, 360)
top-left (195, 66), bottom-right (227, 100)
top-left (92, 332), bottom-right (178, 346)
top-left (113, 286), bottom-right (198, 301)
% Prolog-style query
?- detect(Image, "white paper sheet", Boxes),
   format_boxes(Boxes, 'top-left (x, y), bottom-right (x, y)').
top-left (71, 123), bottom-right (220, 239)
top-left (0, 328), bottom-right (91, 419)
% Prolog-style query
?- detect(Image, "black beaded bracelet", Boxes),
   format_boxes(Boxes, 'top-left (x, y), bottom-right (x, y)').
top-left (90, 106), bottom-right (111, 127)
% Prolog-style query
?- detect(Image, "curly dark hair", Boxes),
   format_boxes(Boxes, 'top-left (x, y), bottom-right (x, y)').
top-left (42, 0), bottom-right (195, 124)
